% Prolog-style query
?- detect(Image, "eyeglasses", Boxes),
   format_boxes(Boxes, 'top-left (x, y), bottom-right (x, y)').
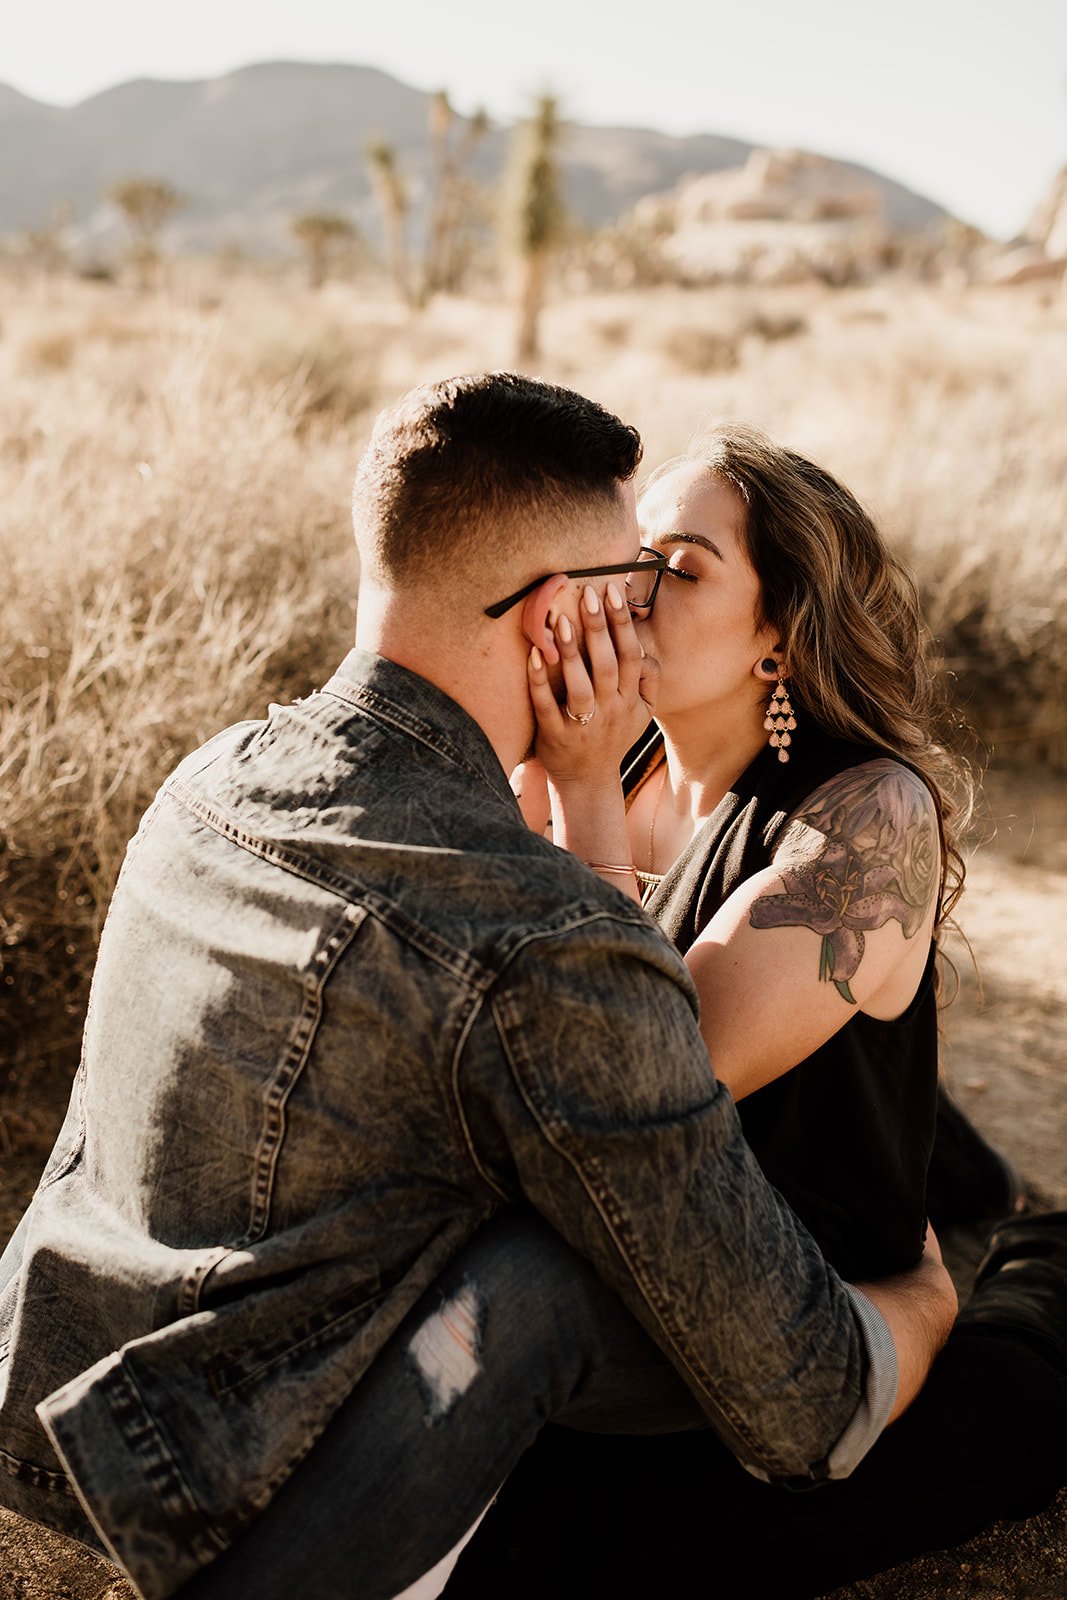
top-left (483, 547), bottom-right (668, 619)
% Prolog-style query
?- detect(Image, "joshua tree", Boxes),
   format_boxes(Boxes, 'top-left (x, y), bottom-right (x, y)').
top-left (20, 202), bottom-right (72, 278)
top-left (423, 93), bottom-right (490, 298)
top-left (423, 89), bottom-right (456, 296)
top-left (366, 100), bottom-right (490, 308)
top-left (290, 211), bottom-right (360, 288)
top-left (107, 177), bottom-right (184, 288)
top-left (505, 95), bottom-right (567, 364)
top-left (366, 140), bottom-right (414, 307)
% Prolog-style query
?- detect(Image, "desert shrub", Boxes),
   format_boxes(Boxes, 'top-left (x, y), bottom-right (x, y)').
top-left (230, 320), bottom-right (384, 426)
top-left (661, 324), bottom-right (739, 373)
top-left (19, 330), bottom-right (78, 371)
top-left (744, 310), bottom-right (807, 342)
top-left (77, 259), bottom-right (117, 284)
top-left (593, 317), bottom-right (631, 347)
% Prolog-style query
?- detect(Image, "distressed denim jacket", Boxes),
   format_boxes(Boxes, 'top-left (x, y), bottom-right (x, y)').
top-left (0, 651), bottom-right (888, 1595)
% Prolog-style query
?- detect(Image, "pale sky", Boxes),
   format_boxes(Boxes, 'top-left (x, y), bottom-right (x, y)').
top-left (6, 0), bottom-right (1066, 239)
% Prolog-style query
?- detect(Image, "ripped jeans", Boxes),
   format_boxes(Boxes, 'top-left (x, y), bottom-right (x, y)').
top-left (175, 1209), bottom-right (710, 1600)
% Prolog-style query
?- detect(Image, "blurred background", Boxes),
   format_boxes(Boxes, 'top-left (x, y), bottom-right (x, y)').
top-left (1, 0), bottom-right (1065, 1237)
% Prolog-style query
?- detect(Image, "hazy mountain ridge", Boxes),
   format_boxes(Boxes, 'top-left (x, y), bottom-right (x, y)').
top-left (0, 60), bottom-right (948, 254)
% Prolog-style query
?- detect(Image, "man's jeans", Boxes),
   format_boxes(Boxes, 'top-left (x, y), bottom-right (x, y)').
top-left (176, 1208), bottom-right (713, 1599)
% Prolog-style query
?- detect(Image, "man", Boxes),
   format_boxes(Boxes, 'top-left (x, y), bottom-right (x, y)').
top-left (0, 375), bottom-right (1054, 1600)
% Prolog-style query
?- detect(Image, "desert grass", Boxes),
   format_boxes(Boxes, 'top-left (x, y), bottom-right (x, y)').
top-left (2, 266), bottom-right (1066, 1119)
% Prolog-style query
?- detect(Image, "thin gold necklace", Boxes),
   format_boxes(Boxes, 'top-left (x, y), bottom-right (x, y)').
top-left (647, 763), bottom-right (668, 874)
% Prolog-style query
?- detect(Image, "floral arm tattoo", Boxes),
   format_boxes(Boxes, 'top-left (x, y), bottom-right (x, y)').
top-left (749, 760), bottom-right (939, 1005)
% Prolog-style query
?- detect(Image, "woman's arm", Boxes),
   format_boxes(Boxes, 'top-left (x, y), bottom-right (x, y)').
top-left (685, 760), bottom-right (941, 1100)
top-left (510, 758), bottom-right (552, 834)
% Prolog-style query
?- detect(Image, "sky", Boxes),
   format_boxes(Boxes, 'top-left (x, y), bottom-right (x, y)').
top-left (6, 0), bottom-right (1066, 239)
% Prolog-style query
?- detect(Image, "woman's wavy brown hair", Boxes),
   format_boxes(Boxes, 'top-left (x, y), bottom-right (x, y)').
top-left (673, 423), bottom-right (972, 923)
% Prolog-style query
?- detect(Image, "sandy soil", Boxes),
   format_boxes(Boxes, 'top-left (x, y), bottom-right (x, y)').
top-left (0, 764), bottom-right (1063, 1598)
top-left (938, 766), bottom-right (1066, 1217)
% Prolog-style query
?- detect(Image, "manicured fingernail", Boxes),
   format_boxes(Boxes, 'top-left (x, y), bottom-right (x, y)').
top-left (558, 614), bottom-right (573, 643)
top-left (530, 645), bottom-right (543, 670)
top-left (583, 585), bottom-right (601, 614)
top-left (606, 582), bottom-right (624, 610)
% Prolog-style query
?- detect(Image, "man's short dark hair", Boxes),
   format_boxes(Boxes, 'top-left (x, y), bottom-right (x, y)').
top-left (352, 372), bottom-right (643, 581)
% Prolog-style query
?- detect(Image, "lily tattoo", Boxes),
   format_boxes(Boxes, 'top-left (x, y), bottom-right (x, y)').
top-left (749, 761), bottom-right (938, 1005)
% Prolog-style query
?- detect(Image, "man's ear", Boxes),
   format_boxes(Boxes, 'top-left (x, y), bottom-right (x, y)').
top-left (520, 573), bottom-right (570, 666)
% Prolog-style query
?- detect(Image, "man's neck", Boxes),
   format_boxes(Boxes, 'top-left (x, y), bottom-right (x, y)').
top-left (355, 592), bottom-right (533, 777)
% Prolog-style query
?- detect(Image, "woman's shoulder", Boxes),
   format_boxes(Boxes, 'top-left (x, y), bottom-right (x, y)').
top-left (786, 752), bottom-right (937, 832)
top-left (770, 719), bottom-right (934, 836)
top-left (769, 754), bottom-right (942, 946)
top-left (755, 728), bottom-right (931, 851)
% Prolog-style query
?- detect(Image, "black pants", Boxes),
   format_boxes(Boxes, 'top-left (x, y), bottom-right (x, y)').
top-left (444, 1326), bottom-right (1067, 1599)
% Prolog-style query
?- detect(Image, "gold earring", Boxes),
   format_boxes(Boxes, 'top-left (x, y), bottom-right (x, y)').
top-left (764, 674), bottom-right (797, 763)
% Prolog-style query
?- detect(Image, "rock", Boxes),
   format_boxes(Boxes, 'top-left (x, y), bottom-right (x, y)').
top-left (628, 147), bottom-right (889, 285)
top-left (1026, 166), bottom-right (1067, 260)
top-left (662, 147), bottom-right (882, 227)
top-left (984, 245), bottom-right (1066, 286)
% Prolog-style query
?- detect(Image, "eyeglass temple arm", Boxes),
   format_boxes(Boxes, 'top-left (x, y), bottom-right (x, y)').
top-left (484, 552), bottom-right (665, 620)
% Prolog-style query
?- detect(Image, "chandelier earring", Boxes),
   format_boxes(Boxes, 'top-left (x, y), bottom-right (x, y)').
top-left (763, 667), bottom-right (797, 763)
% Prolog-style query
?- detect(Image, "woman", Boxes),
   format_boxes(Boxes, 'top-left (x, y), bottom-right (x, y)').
top-left (445, 423), bottom-right (997, 1596)
top-left (521, 422), bottom-right (967, 1281)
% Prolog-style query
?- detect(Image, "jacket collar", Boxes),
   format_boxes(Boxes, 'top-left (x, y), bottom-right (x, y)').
top-left (323, 648), bottom-right (517, 807)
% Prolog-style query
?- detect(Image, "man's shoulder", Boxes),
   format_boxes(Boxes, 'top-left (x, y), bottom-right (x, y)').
top-left (493, 872), bottom-right (696, 1002)
top-left (167, 716), bottom-right (267, 789)
top-left (151, 700), bottom-right (663, 963)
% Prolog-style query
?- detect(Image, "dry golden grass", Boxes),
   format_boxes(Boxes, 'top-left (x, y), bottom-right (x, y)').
top-left (2, 266), bottom-right (1066, 1115)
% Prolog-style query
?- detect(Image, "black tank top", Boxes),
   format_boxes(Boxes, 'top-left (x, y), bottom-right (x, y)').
top-left (623, 725), bottom-right (939, 1281)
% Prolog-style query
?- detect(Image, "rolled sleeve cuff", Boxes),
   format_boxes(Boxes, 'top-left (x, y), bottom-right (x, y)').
top-left (821, 1285), bottom-right (899, 1478)
top-left (742, 1284), bottom-right (899, 1486)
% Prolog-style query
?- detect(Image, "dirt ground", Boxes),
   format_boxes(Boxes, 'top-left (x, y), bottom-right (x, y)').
top-left (0, 763), bottom-right (1064, 1598)
top-left (938, 765), bottom-right (1066, 1217)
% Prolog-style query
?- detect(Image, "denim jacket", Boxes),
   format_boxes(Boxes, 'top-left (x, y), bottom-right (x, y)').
top-left (0, 650), bottom-right (890, 1595)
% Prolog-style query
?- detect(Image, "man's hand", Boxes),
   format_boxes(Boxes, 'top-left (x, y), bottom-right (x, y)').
top-left (854, 1224), bottom-right (957, 1423)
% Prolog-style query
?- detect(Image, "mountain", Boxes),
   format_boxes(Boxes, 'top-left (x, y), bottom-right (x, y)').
top-left (0, 61), bottom-right (948, 255)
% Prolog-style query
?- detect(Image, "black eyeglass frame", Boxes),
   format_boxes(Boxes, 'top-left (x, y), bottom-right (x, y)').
top-left (483, 547), bottom-right (668, 620)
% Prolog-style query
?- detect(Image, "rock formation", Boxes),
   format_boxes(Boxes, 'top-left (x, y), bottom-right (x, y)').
top-left (977, 167), bottom-right (1067, 286)
top-left (1025, 166), bottom-right (1067, 260)
top-left (628, 147), bottom-right (890, 286)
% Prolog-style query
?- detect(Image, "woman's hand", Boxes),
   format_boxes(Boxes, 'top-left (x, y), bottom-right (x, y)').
top-left (525, 583), bottom-right (657, 903)
top-left (527, 582), bottom-right (659, 792)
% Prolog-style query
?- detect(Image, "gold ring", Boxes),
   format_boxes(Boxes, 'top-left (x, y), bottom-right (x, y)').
top-left (565, 705), bottom-right (596, 726)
